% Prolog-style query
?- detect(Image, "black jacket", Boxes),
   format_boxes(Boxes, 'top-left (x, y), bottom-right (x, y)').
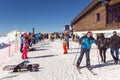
top-left (110, 34), bottom-right (120, 48)
top-left (97, 38), bottom-right (110, 49)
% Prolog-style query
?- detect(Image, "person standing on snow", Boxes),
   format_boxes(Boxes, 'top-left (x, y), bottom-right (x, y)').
top-left (28, 32), bottom-right (32, 47)
top-left (110, 31), bottom-right (120, 64)
top-left (66, 33), bottom-right (70, 49)
top-left (50, 33), bottom-right (54, 41)
top-left (20, 34), bottom-right (23, 53)
top-left (76, 31), bottom-right (96, 70)
top-left (22, 33), bottom-right (28, 59)
top-left (62, 33), bottom-right (68, 54)
top-left (97, 33), bottom-right (109, 63)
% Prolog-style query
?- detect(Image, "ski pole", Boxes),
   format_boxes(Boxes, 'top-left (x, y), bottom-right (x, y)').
top-left (97, 49), bottom-right (100, 64)
top-left (73, 44), bottom-right (80, 65)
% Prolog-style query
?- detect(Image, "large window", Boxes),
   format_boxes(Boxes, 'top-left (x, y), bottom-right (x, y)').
top-left (107, 2), bottom-right (120, 23)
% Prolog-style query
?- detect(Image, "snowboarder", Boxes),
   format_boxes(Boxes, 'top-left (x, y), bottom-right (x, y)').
top-left (97, 33), bottom-right (110, 63)
top-left (76, 31), bottom-right (96, 70)
top-left (22, 33), bottom-right (28, 59)
top-left (110, 31), bottom-right (120, 64)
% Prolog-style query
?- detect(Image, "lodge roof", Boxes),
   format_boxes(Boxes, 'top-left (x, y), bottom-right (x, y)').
top-left (71, 0), bottom-right (100, 25)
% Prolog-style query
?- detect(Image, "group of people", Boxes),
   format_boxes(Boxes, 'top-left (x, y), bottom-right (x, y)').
top-left (96, 31), bottom-right (120, 64)
top-left (19, 32), bottom-right (61, 60)
top-left (74, 31), bottom-right (120, 70)
top-left (20, 31), bottom-right (120, 70)
top-left (20, 32), bottom-right (42, 60)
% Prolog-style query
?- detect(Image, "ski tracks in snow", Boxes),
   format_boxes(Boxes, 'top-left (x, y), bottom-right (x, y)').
top-left (47, 56), bottom-right (81, 80)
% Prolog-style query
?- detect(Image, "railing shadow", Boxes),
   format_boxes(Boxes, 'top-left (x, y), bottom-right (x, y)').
top-left (0, 43), bottom-right (9, 49)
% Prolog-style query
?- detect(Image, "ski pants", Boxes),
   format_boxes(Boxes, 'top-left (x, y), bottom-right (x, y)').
top-left (22, 45), bottom-right (28, 59)
top-left (63, 43), bottom-right (67, 54)
top-left (77, 48), bottom-right (90, 67)
top-left (111, 47), bottom-right (119, 61)
top-left (98, 47), bottom-right (107, 63)
top-left (20, 44), bottom-right (23, 53)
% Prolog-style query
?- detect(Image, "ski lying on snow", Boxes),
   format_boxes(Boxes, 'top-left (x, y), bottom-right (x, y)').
top-left (87, 68), bottom-right (97, 75)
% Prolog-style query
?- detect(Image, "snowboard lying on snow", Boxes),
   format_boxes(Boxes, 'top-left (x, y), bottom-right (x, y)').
top-left (29, 47), bottom-right (36, 51)
top-left (3, 61), bottom-right (39, 72)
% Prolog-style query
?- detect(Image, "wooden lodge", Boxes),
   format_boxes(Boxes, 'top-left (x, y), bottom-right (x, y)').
top-left (71, 0), bottom-right (120, 32)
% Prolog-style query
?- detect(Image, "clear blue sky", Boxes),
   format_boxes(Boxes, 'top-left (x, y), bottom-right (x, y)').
top-left (0, 0), bottom-right (92, 35)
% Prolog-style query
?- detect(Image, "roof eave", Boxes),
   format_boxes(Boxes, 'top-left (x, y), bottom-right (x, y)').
top-left (71, 0), bottom-right (100, 25)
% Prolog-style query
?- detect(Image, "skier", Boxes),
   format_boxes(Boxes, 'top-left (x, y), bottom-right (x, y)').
top-left (76, 31), bottom-right (96, 70)
top-left (97, 33), bottom-right (109, 63)
top-left (20, 34), bottom-right (23, 53)
top-left (110, 31), bottom-right (120, 64)
top-left (22, 33), bottom-right (28, 59)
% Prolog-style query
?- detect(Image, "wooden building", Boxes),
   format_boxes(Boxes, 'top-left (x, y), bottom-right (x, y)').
top-left (71, 0), bottom-right (120, 32)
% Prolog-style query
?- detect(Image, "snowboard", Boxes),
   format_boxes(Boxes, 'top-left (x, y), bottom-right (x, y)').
top-left (29, 47), bottom-right (36, 51)
top-left (3, 61), bottom-right (39, 72)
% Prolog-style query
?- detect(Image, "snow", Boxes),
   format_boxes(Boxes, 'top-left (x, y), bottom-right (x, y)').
top-left (0, 30), bottom-right (120, 80)
top-left (0, 29), bottom-right (20, 43)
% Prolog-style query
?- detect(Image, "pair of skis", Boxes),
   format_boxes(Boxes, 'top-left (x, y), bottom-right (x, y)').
top-left (76, 66), bottom-right (97, 75)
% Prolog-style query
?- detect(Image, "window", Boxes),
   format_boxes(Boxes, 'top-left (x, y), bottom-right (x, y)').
top-left (107, 2), bottom-right (120, 23)
top-left (118, 6), bottom-right (120, 15)
top-left (96, 13), bottom-right (100, 21)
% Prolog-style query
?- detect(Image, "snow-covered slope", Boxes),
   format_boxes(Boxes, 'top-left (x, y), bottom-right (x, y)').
top-left (0, 39), bottom-right (120, 80)
top-left (0, 29), bottom-right (20, 44)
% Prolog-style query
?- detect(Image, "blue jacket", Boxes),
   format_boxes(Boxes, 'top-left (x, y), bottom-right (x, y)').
top-left (80, 36), bottom-right (95, 49)
top-left (20, 36), bottom-right (23, 44)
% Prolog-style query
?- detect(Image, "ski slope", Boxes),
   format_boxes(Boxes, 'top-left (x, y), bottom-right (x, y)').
top-left (0, 39), bottom-right (120, 80)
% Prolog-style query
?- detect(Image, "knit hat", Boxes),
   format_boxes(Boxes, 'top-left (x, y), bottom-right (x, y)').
top-left (23, 33), bottom-right (27, 38)
top-left (113, 31), bottom-right (117, 34)
top-left (87, 31), bottom-right (92, 35)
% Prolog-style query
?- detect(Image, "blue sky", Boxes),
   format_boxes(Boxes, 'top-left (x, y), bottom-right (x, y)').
top-left (0, 0), bottom-right (92, 35)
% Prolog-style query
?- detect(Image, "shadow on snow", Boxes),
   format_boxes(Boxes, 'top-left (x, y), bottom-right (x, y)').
top-left (28, 55), bottom-right (58, 59)
top-left (0, 75), bottom-right (19, 80)
top-left (0, 43), bottom-right (9, 49)
top-left (80, 59), bottom-right (120, 69)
